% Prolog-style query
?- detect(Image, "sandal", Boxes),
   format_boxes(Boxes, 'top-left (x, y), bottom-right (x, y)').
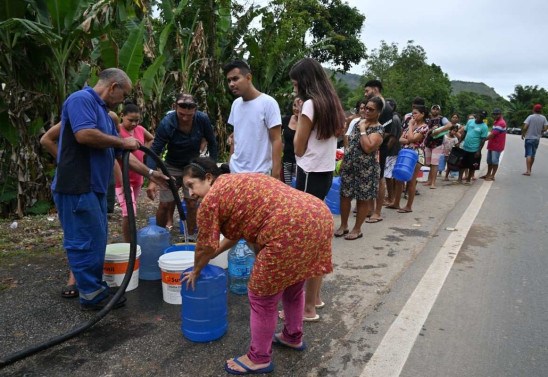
top-left (61, 284), bottom-right (79, 299)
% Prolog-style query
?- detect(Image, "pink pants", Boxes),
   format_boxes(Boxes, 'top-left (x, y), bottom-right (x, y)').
top-left (247, 280), bottom-right (305, 364)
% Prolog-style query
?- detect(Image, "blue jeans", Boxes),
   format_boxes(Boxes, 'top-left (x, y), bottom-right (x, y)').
top-left (54, 192), bottom-right (110, 304)
top-left (524, 139), bottom-right (540, 158)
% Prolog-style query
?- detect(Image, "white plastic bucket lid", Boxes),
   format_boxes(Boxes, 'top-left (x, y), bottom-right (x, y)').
top-left (158, 251), bottom-right (194, 271)
top-left (105, 243), bottom-right (142, 261)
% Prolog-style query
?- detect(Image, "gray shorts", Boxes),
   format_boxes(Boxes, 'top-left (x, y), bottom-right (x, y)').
top-left (159, 163), bottom-right (191, 202)
top-left (384, 156), bottom-right (397, 178)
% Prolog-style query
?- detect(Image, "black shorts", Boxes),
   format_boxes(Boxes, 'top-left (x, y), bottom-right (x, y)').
top-left (296, 166), bottom-right (333, 200)
top-left (462, 151), bottom-right (481, 170)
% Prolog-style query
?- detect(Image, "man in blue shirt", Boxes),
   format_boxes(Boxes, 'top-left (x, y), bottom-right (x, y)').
top-left (458, 110), bottom-right (489, 184)
top-left (146, 93), bottom-right (218, 239)
top-left (53, 68), bottom-right (168, 310)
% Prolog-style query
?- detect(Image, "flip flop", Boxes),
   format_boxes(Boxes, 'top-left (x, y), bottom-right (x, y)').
top-left (224, 358), bottom-right (274, 375)
top-left (334, 229), bottom-right (349, 237)
top-left (397, 208), bottom-right (413, 213)
top-left (429, 186), bottom-right (437, 189)
top-left (303, 314), bottom-right (320, 322)
top-left (272, 334), bottom-right (307, 351)
top-left (344, 233), bottom-right (363, 241)
top-left (315, 301), bottom-right (326, 309)
top-left (61, 284), bottom-right (79, 299)
top-left (365, 218), bottom-right (383, 223)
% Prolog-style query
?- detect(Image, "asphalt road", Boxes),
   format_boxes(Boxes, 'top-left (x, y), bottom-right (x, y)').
top-left (1, 134), bottom-right (546, 376)
top-left (399, 135), bottom-right (548, 377)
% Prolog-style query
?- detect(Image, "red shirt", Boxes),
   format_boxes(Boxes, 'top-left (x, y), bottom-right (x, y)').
top-left (487, 118), bottom-right (506, 152)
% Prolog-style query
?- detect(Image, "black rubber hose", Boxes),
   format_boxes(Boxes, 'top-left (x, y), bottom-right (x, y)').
top-left (0, 146), bottom-right (184, 368)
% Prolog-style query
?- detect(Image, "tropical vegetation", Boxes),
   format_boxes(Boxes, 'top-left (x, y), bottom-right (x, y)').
top-left (1, 1), bottom-right (546, 218)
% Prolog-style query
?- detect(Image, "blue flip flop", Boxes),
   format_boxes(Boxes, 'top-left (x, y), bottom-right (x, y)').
top-left (224, 358), bottom-right (274, 375)
top-left (272, 334), bottom-right (307, 351)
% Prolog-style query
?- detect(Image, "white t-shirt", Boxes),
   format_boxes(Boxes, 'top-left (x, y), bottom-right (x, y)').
top-left (228, 93), bottom-right (282, 173)
top-left (296, 99), bottom-right (337, 172)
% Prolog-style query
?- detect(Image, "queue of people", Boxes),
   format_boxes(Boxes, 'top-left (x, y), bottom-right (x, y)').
top-left (44, 60), bottom-right (532, 375)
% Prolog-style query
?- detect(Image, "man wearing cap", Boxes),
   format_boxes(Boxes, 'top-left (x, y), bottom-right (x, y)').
top-left (147, 93), bottom-right (218, 239)
top-left (223, 60), bottom-right (282, 179)
top-left (481, 108), bottom-right (506, 181)
top-left (521, 104), bottom-right (548, 176)
top-left (458, 110), bottom-right (489, 184)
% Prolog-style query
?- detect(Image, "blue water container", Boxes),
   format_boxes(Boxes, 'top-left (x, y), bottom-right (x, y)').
top-left (393, 149), bottom-right (419, 182)
top-left (324, 177), bottom-right (341, 215)
top-left (181, 264), bottom-right (228, 342)
top-left (227, 240), bottom-right (255, 295)
top-left (137, 217), bottom-right (171, 280)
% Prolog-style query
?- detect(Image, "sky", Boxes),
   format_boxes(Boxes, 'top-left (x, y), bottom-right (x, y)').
top-left (342, 0), bottom-right (548, 98)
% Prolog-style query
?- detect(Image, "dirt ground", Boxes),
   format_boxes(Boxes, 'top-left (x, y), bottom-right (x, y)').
top-left (0, 190), bottom-right (177, 292)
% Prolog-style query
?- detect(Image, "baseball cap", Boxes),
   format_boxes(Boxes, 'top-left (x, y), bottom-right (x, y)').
top-left (478, 110), bottom-right (488, 117)
top-left (492, 108), bottom-right (502, 115)
top-left (431, 104), bottom-right (441, 110)
top-left (533, 104), bottom-right (542, 112)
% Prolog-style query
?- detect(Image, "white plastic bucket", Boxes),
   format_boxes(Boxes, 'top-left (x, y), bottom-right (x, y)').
top-left (210, 234), bottom-right (228, 269)
top-left (103, 243), bottom-right (141, 292)
top-left (158, 251), bottom-right (194, 304)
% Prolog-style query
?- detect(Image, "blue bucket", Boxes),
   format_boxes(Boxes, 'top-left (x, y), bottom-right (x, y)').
top-left (393, 149), bottom-right (418, 182)
top-left (164, 243), bottom-right (196, 254)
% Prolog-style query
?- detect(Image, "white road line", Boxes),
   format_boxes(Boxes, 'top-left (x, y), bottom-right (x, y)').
top-left (360, 181), bottom-right (493, 377)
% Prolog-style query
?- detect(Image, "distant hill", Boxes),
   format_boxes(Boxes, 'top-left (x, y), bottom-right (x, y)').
top-left (450, 80), bottom-right (501, 99)
top-left (328, 71), bottom-right (502, 100)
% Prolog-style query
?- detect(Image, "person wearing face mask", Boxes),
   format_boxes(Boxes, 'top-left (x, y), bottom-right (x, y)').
top-left (146, 93), bottom-right (218, 240)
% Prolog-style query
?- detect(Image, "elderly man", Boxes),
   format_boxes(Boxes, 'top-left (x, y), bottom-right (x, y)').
top-left (53, 68), bottom-right (168, 310)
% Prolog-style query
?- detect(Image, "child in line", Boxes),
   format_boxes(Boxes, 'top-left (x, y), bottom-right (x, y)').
top-left (440, 125), bottom-right (460, 181)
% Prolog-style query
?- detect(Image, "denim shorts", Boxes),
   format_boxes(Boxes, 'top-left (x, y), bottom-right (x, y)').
top-left (524, 139), bottom-right (540, 158)
top-left (487, 150), bottom-right (502, 165)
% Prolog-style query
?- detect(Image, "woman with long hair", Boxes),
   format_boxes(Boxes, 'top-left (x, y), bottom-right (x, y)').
top-left (288, 57), bottom-right (345, 321)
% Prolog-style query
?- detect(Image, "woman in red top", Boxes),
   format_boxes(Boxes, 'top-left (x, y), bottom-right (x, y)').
top-left (181, 157), bottom-right (333, 375)
top-left (115, 101), bottom-right (153, 242)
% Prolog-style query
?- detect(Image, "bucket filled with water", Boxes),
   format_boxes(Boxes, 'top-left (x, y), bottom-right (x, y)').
top-left (393, 149), bottom-right (419, 182)
top-left (103, 243), bottom-right (141, 292)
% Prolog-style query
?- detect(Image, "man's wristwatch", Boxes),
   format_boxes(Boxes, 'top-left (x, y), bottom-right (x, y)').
top-left (148, 168), bottom-right (154, 178)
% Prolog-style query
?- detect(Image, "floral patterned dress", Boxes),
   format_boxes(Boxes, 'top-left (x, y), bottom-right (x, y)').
top-left (196, 173), bottom-right (334, 296)
top-left (340, 123), bottom-right (384, 200)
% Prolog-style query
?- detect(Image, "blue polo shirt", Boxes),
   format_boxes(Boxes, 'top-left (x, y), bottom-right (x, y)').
top-left (53, 86), bottom-right (119, 194)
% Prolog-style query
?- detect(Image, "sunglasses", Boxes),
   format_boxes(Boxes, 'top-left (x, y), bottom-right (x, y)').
top-left (177, 102), bottom-right (197, 110)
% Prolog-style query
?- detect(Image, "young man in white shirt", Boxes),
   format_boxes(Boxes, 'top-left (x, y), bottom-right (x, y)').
top-left (223, 60), bottom-right (282, 179)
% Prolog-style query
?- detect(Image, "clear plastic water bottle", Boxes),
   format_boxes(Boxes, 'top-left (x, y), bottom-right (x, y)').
top-left (227, 240), bottom-right (255, 295)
